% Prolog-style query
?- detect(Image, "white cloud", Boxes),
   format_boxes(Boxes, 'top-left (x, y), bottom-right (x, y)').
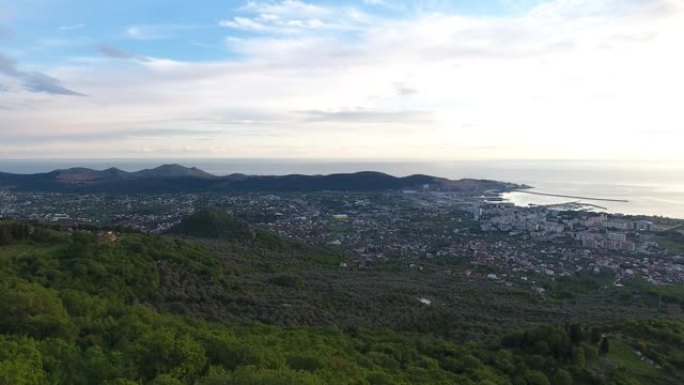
top-left (219, 0), bottom-right (370, 34)
top-left (301, 109), bottom-right (433, 124)
top-left (2, 0), bottom-right (684, 160)
top-left (242, 0), bottom-right (330, 19)
top-left (219, 17), bottom-right (269, 31)
top-left (126, 26), bottom-right (144, 38)
top-left (58, 23), bottom-right (84, 31)
top-left (125, 24), bottom-right (189, 40)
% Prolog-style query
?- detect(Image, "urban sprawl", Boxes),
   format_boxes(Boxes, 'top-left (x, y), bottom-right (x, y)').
top-left (1, 188), bottom-right (682, 287)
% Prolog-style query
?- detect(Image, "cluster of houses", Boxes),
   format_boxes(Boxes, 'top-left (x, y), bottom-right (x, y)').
top-left (477, 203), bottom-right (656, 251)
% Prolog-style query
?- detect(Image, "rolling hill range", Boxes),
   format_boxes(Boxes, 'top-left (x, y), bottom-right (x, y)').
top-left (0, 164), bottom-right (524, 193)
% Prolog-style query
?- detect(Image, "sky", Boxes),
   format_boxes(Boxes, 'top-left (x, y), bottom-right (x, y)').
top-left (0, 0), bottom-right (683, 160)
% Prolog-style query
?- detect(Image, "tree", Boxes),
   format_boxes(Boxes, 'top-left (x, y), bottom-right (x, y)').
top-left (494, 349), bottom-right (515, 374)
top-left (151, 374), bottom-right (184, 385)
top-left (137, 329), bottom-right (207, 381)
top-left (590, 327), bottom-right (601, 344)
top-left (0, 336), bottom-right (46, 385)
top-left (569, 323), bottom-right (583, 345)
top-left (0, 223), bottom-right (14, 245)
top-left (553, 369), bottom-right (573, 385)
top-left (0, 282), bottom-right (74, 339)
top-left (572, 346), bottom-right (586, 367)
top-left (525, 370), bottom-right (550, 385)
top-left (105, 380), bottom-right (138, 385)
top-left (0, 359), bottom-right (47, 385)
top-left (600, 336), bottom-right (610, 355)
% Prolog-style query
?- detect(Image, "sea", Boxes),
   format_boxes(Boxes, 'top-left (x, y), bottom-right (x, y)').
top-left (0, 158), bottom-right (682, 219)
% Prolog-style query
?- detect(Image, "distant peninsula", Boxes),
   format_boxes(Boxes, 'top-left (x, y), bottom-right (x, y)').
top-left (0, 164), bottom-right (525, 194)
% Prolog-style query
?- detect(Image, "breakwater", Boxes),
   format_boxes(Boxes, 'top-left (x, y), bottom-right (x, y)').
top-left (516, 190), bottom-right (629, 203)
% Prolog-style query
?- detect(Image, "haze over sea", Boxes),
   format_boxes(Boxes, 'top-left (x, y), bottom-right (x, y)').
top-left (1, 159), bottom-right (682, 219)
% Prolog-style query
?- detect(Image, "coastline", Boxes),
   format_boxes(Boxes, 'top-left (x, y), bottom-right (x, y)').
top-left (1, 159), bottom-right (682, 219)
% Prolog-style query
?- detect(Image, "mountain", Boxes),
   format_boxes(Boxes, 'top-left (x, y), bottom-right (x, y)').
top-left (133, 164), bottom-right (215, 179)
top-left (0, 164), bottom-right (524, 193)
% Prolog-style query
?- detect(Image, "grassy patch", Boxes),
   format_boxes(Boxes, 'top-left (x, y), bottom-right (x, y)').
top-left (609, 339), bottom-right (663, 380)
top-left (625, 278), bottom-right (684, 305)
top-left (657, 239), bottom-right (684, 255)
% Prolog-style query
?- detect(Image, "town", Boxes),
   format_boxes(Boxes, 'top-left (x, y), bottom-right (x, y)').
top-left (1, 188), bottom-right (683, 286)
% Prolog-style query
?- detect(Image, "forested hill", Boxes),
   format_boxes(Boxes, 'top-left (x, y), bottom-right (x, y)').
top-left (0, 219), bottom-right (683, 385)
top-left (0, 164), bottom-right (524, 193)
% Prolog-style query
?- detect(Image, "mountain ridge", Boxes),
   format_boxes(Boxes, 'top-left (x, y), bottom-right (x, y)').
top-left (0, 164), bottom-right (526, 193)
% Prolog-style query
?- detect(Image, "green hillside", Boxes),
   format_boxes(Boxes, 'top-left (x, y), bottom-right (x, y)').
top-left (0, 220), bottom-right (682, 384)
top-left (168, 208), bottom-right (254, 241)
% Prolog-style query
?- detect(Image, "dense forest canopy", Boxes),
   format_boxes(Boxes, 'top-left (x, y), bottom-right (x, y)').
top-left (0, 220), bottom-right (682, 384)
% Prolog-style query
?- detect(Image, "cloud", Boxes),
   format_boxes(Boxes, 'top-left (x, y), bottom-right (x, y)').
top-left (301, 109), bottom-right (433, 124)
top-left (98, 44), bottom-right (135, 59)
top-left (125, 23), bottom-right (201, 40)
top-left (0, 53), bottom-right (20, 76)
top-left (0, 52), bottom-right (84, 96)
top-left (0, 27), bottom-right (13, 39)
top-left (242, 0), bottom-right (330, 19)
top-left (97, 44), bottom-right (150, 62)
top-left (58, 23), bottom-right (84, 31)
top-left (219, 17), bottom-right (269, 31)
top-left (126, 25), bottom-right (168, 40)
top-left (21, 72), bottom-right (85, 95)
top-left (0, 127), bottom-right (227, 144)
top-left (529, 0), bottom-right (680, 18)
top-left (2, 0), bottom-right (684, 160)
top-left (393, 82), bottom-right (417, 96)
top-left (219, 0), bottom-right (369, 34)
top-left (126, 26), bottom-right (145, 39)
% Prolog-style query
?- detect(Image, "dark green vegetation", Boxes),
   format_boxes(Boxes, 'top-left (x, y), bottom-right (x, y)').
top-left (169, 208), bottom-right (254, 241)
top-left (656, 230), bottom-right (684, 255)
top-left (0, 165), bottom-right (521, 193)
top-left (1, 219), bottom-right (683, 384)
top-left (160, 211), bottom-right (664, 339)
